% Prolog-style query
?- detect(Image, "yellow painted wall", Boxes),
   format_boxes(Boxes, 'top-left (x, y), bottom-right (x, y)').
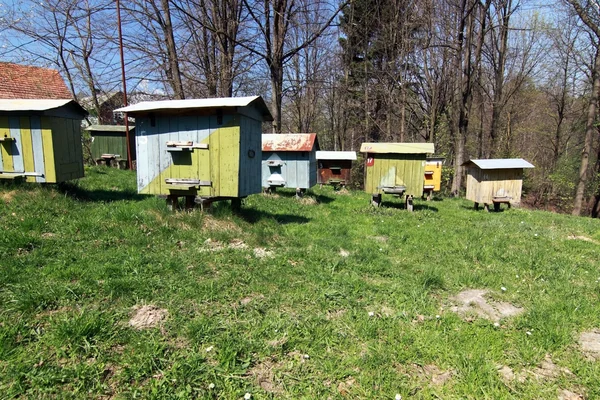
top-left (424, 159), bottom-right (443, 191)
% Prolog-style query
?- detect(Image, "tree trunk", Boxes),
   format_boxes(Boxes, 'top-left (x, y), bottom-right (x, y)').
top-left (572, 45), bottom-right (600, 215)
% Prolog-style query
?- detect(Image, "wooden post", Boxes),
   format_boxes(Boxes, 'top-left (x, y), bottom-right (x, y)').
top-left (185, 195), bottom-right (195, 210)
top-left (231, 198), bottom-right (242, 211)
top-left (474, 202), bottom-right (479, 210)
top-left (406, 194), bottom-right (414, 212)
top-left (484, 204), bottom-right (490, 212)
top-left (371, 193), bottom-right (382, 207)
top-left (295, 188), bottom-right (303, 198)
top-left (166, 195), bottom-right (177, 211)
top-left (494, 202), bottom-right (501, 212)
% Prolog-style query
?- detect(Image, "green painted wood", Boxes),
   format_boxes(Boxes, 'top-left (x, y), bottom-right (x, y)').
top-left (365, 153), bottom-right (426, 196)
top-left (90, 132), bottom-right (130, 160)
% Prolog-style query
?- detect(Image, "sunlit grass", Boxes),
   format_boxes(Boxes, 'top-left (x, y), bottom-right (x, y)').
top-left (1, 166), bottom-right (599, 398)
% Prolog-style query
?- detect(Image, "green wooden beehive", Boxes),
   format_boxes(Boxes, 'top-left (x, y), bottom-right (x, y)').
top-left (360, 142), bottom-right (435, 201)
top-left (85, 125), bottom-right (135, 168)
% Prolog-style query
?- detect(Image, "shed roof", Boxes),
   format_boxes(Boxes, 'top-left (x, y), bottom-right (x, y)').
top-left (316, 151), bottom-right (357, 161)
top-left (262, 133), bottom-right (319, 152)
top-left (0, 99), bottom-right (87, 115)
top-left (462, 158), bottom-right (534, 169)
top-left (85, 124), bottom-right (135, 132)
top-left (360, 142), bottom-right (434, 154)
top-left (114, 96), bottom-right (273, 121)
top-left (0, 62), bottom-right (73, 99)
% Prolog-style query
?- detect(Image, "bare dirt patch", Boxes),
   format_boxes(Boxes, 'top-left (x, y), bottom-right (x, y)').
top-left (202, 215), bottom-right (242, 233)
top-left (0, 190), bottom-right (17, 203)
top-left (450, 289), bottom-right (523, 322)
top-left (41, 232), bottom-right (56, 239)
top-left (299, 196), bottom-right (318, 205)
top-left (201, 238), bottom-right (249, 252)
top-left (129, 305), bottom-right (168, 329)
top-left (497, 365), bottom-right (526, 384)
top-left (369, 235), bottom-right (388, 242)
top-left (238, 293), bottom-right (265, 306)
top-left (253, 247), bottom-right (274, 258)
top-left (579, 330), bottom-right (600, 360)
top-left (247, 357), bottom-right (284, 395)
top-left (326, 309), bottom-right (347, 320)
top-left (339, 249), bottom-right (350, 257)
top-left (396, 363), bottom-right (455, 387)
top-left (334, 188), bottom-right (351, 195)
top-left (497, 355), bottom-right (573, 385)
top-left (531, 355), bottom-right (573, 380)
top-left (567, 235), bottom-right (598, 244)
top-left (337, 377), bottom-right (356, 395)
top-left (558, 389), bottom-right (585, 400)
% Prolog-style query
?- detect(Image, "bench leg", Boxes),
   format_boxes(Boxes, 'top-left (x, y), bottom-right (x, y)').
top-left (166, 195), bottom-right (178, 211)
top-left (185, 195), bottom-right (195, 210)
top-left (474, 202), bottom-right (479, 211)
top-left (406, 195), bottom-right (414, 212)
top-left (371, 193), bottom-right (382, 207)
top-left (494, 202), bottom-right (501, 212)
top-left (484, 204), bottom-right (490, 212)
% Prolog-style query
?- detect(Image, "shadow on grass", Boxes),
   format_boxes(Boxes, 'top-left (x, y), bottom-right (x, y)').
top-left (380, 200), bottom-right (439, 212)
top-left (57, 182), bottom-right (149, 202)
top-left (236, 207), bottom-right (310, 225)
top-left (459, 204), bottom-right (508, 212)
top-left (268, 189), bottom-right (335, 204)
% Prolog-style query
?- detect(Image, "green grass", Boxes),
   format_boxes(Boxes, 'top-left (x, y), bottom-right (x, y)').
top-left (1, 166), bottom-right (600, 399)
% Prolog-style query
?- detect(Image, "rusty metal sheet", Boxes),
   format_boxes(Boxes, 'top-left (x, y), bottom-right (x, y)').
top-left (262, 133), bottom-right (318, 152)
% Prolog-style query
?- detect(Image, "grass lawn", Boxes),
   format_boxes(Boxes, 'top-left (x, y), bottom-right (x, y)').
top-left (1, 166), bottom-right (600, 399)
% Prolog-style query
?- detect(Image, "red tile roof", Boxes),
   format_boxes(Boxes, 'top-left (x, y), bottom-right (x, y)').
top-left (0, 62), bottom-right (73, 99)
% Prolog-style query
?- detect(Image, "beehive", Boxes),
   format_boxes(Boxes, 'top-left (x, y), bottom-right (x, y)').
top-left (462, 158), bottom-right (534, 211)
top-left (423, 156), bottom-right (445, 199)
top-left (85, 125), bottom-right (135, 168)
top-left (0, 99), bottom-right (87, 182)
top-left (316, 150), bottom-right (357, 187)
top-left (262, 133), bottom-right (319, 192)
top-left (360, 142), bottom-right (434, 199)
top-left (115, 96), bottom-right (272, 202)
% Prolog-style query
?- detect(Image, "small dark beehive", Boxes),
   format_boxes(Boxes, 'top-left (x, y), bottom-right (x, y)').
top-left (85, 125), bottom-right (135, 168)
top-left (316, 151), bottom-right (356, 187)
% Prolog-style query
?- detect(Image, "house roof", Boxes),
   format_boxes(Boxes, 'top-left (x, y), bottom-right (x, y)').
top-left (0, 99), bottom-right (87, 115)
top-left (316, 151), bottom-right (357, 161)
top-left (461, 158), bottom-right (534, 169)
top-left (115, 96), bottom-right (273, 121)
top-left (262, 133), bottom-right (319, 152)
top-left (0, 62), bottom-right (73, 99)
top-left (360, 142), bottom-right (434, 154)
top-left (85, 124), bottom-right (134, 132)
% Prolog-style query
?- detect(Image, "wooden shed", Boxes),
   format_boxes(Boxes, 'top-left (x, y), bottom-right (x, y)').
top-left (114, 96), bottom-right (272, 209)
top-left (462, 158), bottom-right (534, 211)
top-left (423, 156), bottom-right (445, 200)
top-left (262, 133), bottom-right (319, 195)
top-left (360, 142), bottom-right (435, 210)
top-left (85, 125), bottom-right (136, 168)
top-left (0, 99), bottom-right (87, 183)
top-left (316, 150), bottom-right (357, 188)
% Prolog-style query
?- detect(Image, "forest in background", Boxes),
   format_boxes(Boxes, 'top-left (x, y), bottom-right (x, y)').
top-left (2, 0), bottom-right (600, 217)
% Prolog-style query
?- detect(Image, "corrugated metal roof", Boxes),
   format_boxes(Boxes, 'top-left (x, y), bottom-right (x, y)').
top-left (262, 133), bottom-right (319, 152)
top-left (114, 95), bottom-right (273, 121)
top-left (0, 99), bottom-right (86, 114)
top-left (360, 142), bottom-right (435, 154)
top-left (316, 151), bottom-right (357, 161)
top-left (462, 158), bottom-right (534, 169)
top-left (85, 124), bottom-right (134, 132)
